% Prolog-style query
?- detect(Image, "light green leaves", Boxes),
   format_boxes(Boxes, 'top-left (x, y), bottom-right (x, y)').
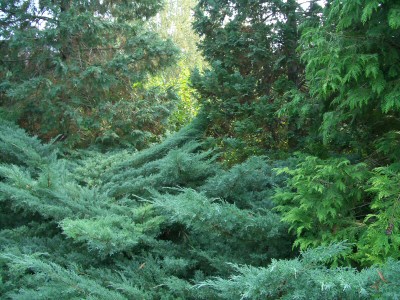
top-left (274, 156), bottom-right (369, 253)
top-left (361, 0), bottom-right (383, 23)
top-left (388, 6), bottom-right (400, 29)
top-left (382, 85), bottom-right (400, 113)
top-left (360, 164), bottom-right (400, 264)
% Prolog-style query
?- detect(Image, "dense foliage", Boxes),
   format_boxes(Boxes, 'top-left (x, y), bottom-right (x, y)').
top-left (1, 0), bottom-right (400, 298)
top-left (191, 0), bottom-right (310, 161)
top-left (1, 119), bottom-right (399, 299)
top-left (273, 0), bottom-right (400, 267)
top-left (0, 0), bottom-right (179, 148)
top-left (147, 0), bottom-right (204, 131)
top-left (192, 0), bottom-right (400, 265)
top-left (0, 118), bottom-right (291, 298)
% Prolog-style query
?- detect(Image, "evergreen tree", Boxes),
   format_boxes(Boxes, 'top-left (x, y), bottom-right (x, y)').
top-left (0, 117), bottom-right (292, 298)
top-left (1, 118), bottom-right (399, 298)
top-left (0, 0), bottom-right (179, 148)
top-left (2, 0), bottom-right (400, 298)
top-left (274, 0), bottom-right (400, 266)
top-left (191, 0), bottom-right (320, 162)
top-left (300, 0), bottom-right (400, 154)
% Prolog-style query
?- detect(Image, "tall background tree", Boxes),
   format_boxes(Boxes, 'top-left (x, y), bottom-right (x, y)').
top-left (0, 0), bottom-right (179, 148)
top-left (191, 0), bottom-right (317, 163)
top-left (275, 0), bottom-right (400, 265)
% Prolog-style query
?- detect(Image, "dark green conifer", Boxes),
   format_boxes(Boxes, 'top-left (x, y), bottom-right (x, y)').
top-left (191, 0), bottom-right (319, 161)
top-left (0, 0), bottom-right (179, 148)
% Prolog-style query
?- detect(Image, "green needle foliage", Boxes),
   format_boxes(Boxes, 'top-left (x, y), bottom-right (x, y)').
top-left (196, 242), bottom-right (400, 299)
top-left (361, 163), bottom-right (400, 265)
top-left (1, 114), bottom-right (399, 299)
top-left (0, 118), bottom-right (292, 298)
top-left (1, 0), bottom-right (400, 298)
top-left (300, 0), bottom-right (400, 152)
top-left (274, 156), bottom-right (369, 257)
top-left (0, 0), bottom-right (179, 149)
top-left (191, 0), bottom-right (317, 161)
top-left (271, 0), bottom-right (400, 267)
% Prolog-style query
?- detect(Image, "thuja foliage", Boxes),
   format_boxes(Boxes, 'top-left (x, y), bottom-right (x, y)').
top-left (299, 0), bottom-right (400, 151)
top-left (274, 156), bottom-right (369, 250)
top-left (274, 156), bottom-right (400, 266)
top-left (271, 0), bottom-right (400, 267)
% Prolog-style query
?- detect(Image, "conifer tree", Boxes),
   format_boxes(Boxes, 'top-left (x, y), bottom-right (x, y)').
top-left (2, 0), bottom-right (400, 298)
top-left (191, 0), bottom-right (319, 161)
top-left (300, 0), bottom-right (400, 153)
top-left (0, 0), bottom-right (179, 148)
top-left (0, 117), bottom-right (294, 298)
top-left (274, 0), bottom-right (400, 266)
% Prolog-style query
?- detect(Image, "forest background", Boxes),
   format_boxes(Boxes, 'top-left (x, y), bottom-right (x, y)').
top-left (0, 0), bottom-right (400, 298)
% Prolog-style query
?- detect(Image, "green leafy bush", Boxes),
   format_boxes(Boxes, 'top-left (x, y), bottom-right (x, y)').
top-left (274, 156), bottom-right (369, 253)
